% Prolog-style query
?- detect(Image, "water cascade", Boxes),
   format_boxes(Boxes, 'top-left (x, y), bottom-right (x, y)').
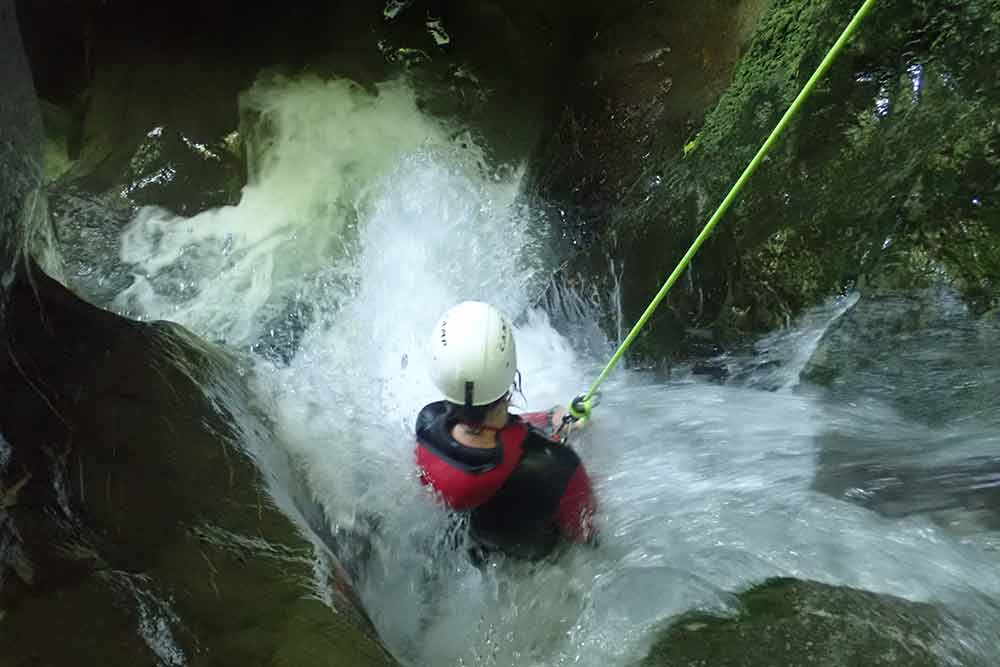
top-left (85, 74), bottom-right (1000, 665)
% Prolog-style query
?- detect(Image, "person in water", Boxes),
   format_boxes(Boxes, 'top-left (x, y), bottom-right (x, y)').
top-left (415, 301), bottom-right (597, 560)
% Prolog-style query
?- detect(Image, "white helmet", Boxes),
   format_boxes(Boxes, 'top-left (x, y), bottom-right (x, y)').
top-left (429, 301), bottom-right (517, 406)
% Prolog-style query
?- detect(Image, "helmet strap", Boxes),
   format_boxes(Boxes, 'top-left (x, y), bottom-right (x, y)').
top-left (513, 369), bottom-right (525, 404)
top-left (464, 381), bottom-right (475, 409)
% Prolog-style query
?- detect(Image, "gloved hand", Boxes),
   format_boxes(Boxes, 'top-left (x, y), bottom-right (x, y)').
top-left (564, 392), bottom-right (600, 428)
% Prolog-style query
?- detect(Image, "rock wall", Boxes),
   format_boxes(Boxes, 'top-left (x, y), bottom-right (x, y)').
top-left (528, 0), bottom-right (770, 242)
top-left (0, 0), bottom-right (43, 316)
top-left (0, 260), bottom-right (398, 665)
top-left (537, 0), bottom-right (999, 363)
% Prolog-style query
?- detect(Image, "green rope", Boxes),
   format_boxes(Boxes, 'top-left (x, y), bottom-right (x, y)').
top-left (579, 0), bottom-right (878, 405)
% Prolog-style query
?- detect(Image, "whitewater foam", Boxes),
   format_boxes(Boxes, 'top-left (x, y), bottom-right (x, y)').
top-left (107, 73), bottom-right (1000, 666)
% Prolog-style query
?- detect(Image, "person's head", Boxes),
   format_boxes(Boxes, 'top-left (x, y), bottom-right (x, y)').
top-left (429, 301), bottom-right (517, 425)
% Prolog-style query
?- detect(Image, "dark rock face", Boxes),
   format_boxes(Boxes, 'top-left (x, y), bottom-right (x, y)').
top-left (19, 0), bottom-right (282, 214)
top-left (0, 262), bottom-right (396, 666)
top-left (529, 0), bottom-right (769, 242)
top-left (642, 578), bottom-right (945, 666)
top-left (0, 0), bottom-right (43, 307)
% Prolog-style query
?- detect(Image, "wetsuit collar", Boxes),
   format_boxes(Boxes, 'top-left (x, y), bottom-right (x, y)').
top-left (416, 402), bottom-right (503, 472)
top-left (456, 413), bottom-right (515, 434)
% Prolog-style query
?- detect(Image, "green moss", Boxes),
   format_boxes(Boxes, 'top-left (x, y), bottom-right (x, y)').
top-left (1, 267), bottom-right (395, 666)
top-left (268, 601), bottom-right (396, 667)
top-left (595, 0), bottom-right (1000, 361)
top-left (641, 578), bottom-right (943, 666)
top-left (694, 0), bottom-right (860, 166)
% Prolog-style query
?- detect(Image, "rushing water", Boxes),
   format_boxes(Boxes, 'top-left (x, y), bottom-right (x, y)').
top-left (67, 75), bottom-right (1000, 664)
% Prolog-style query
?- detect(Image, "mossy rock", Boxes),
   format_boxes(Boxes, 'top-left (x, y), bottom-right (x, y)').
top-left (527, 0), bottom-right (769, 243)
top-left (0, 263), bottom-right (395, 666)
top-left (641, 578), bottom-right (944, 666)
top-left (539, 0), bottom-right (1000, 363)
top-left (1, 574), bottom-right (169, 666)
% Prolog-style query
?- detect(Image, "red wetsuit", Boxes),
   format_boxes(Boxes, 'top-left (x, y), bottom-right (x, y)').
top-left (415, 401), bottom-right (597, 559)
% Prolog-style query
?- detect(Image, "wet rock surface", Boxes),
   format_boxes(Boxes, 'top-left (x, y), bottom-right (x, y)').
top-left (0, 262), bottom-right (396, 666)
top-left (803, 289), bottom-right (1000, 424)
top-left (528, 0), bottom-right (770, 242)
top-left (0, 0), bottom-right (43, 303)
top-left (803, 289), bottom-right (1000, 531)
top-left (641, 578), bottom-right (946, 667)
